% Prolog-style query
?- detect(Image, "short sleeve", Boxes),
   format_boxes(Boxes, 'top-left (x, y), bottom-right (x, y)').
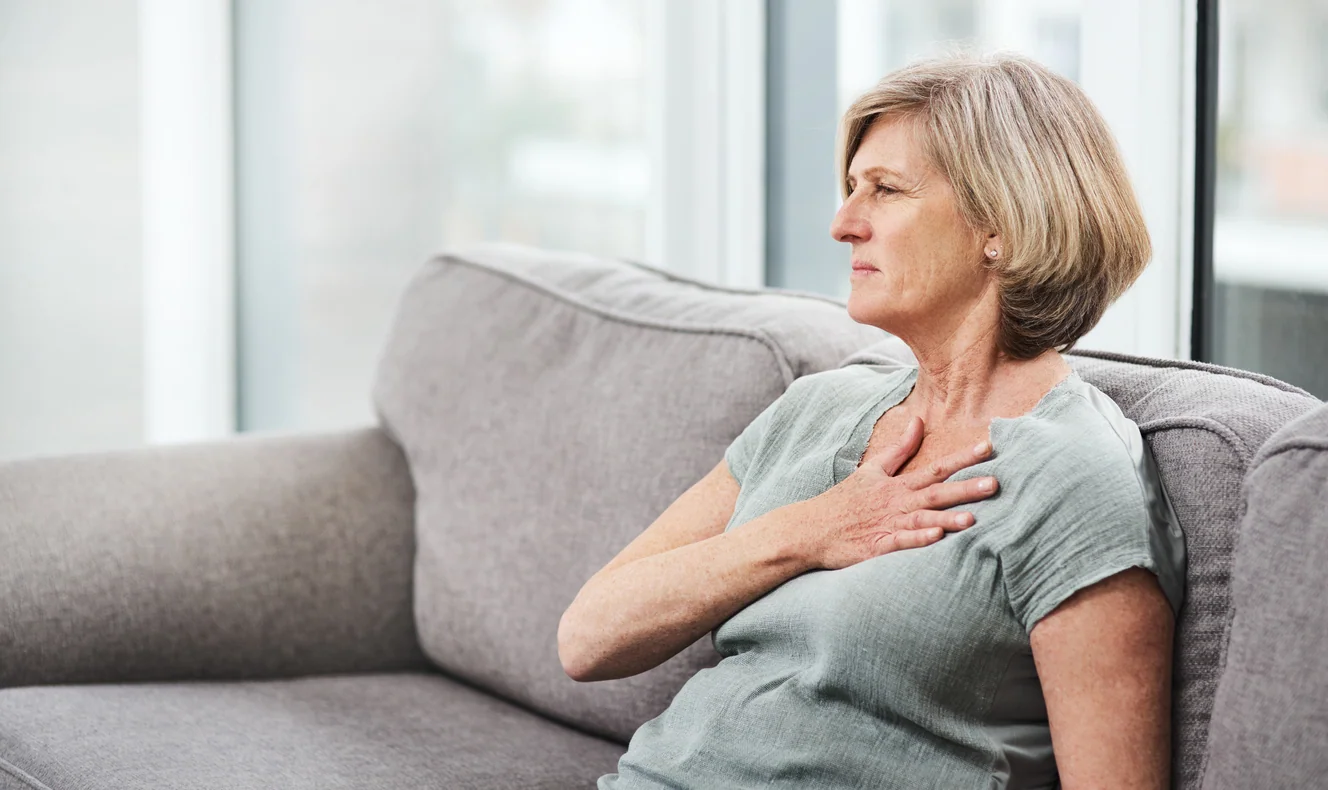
top-left (722, 373), bottom-right (826, 486)
top-left (998, 439), bottom-right (1187, 635)
top-left (723, 393), bottom-right (784, 486)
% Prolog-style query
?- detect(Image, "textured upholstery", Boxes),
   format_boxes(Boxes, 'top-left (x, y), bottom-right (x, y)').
top-left (0, 428), bottom-right (427, 689)
top-left (842, 337), bottom-right (1322, 790)
top-left (1200, 402), bottom-right (1328, 790)
top-left (0, 673), bottom-right (624, 790)
top-left (373, 244), bottom-right (887, 742)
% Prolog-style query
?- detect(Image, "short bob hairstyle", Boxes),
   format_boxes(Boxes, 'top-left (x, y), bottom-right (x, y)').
top-left (837, 52), bottom-right (1151, 359)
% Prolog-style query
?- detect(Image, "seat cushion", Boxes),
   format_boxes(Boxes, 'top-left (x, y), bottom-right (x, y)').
top-left (842, 338), bottom-right (1322, 790)
top-left (0, 673), bottom-right (623, 790)
top-left (372, 243), bottom-right (885, 742)
top-left (1201, 402), bottom-right (1328, 790)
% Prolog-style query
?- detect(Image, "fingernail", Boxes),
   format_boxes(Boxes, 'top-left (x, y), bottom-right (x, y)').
top-left (978, 478), bottom-right (994, 492)
top-left (954, 513), bottom-right (970, 526)
top-left (973, 440), bottom-right (990, 456)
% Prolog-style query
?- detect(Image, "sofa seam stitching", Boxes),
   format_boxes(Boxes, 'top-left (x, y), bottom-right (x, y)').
top-left (607, 253), bottom-right (854, 306)
top-left (0, 757), bottom-right (53, 790)
top-left (434, 254), bottom-right (816, 386)
top-left (1064, 348), bottom-right (1317, 398)
top-left (1251, 437), bottom-right (1328, 467)
top-left (444, 243), bottom-right (856, 306)
top-left (1114, 412), bottom-right (1251, 784)
top-left (1131, 415), bottom-right (1252, 459)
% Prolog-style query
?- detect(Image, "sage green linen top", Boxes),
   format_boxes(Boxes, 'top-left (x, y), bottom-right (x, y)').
top-left (599, 363), bottom-right (1187, 790)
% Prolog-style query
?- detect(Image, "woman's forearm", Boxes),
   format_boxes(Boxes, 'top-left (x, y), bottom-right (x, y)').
top-left (558, 505), bottom-right (814, 682)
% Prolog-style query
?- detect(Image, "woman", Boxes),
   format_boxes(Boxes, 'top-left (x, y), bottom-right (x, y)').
top-left (560, 52), bottom-right (1187, 789)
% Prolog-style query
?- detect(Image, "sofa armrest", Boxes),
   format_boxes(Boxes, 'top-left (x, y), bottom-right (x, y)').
top-left (0, 427), bottom-right (428, 688)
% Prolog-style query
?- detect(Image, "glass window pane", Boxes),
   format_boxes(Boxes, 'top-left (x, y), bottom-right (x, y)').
top-left (0, 1), bottom-right (143, 460)
top-left (837, 0), bottom-right (1083, 117)
top-left (235, 0), bottom-right (649, 432)
top-left (1212, 0), bottom-right (1328, 398)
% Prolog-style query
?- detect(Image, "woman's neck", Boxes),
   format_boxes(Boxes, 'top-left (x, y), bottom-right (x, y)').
top-left (904, 344), bottom-right (1073, 432)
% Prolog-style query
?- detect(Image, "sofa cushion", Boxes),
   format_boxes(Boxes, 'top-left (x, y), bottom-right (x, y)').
top-left (842, 338), bottom-right (1322, 790)
top-left (0, 673), bottom-right (623, 790)
top-left (1200, 402), bottom-right (1328, 790)
top-left (373, 243), bottom-right (886, 743)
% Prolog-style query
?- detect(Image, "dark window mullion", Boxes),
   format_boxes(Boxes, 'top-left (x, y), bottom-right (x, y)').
top-left (1192, 0), bottom-right (1220, 362)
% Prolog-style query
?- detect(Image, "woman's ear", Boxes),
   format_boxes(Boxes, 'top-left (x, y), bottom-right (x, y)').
top-left (982, 231), bottom-right (1003, 262)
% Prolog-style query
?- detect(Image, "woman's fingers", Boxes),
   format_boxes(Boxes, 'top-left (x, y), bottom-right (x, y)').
top-left (907, 476), bottom-right (999, 513)
top-left (888, 527), bottom-right (943, 551)
top-left (907, 508), bottom-right (975, 532)
top-left (879, 509), bottom-right (975, 553)
top-left (902, 438), bottom-right (993, 489)
top-left (874, 416), bottom-right (925, 477)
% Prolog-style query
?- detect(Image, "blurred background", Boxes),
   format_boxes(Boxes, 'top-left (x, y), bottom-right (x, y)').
top-left (0, 0), bottom-right (1322, 460)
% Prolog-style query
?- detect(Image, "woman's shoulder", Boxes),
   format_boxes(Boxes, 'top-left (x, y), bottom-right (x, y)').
top-left (983, 375), bottom-right (1166, 526)
top-left (1000, 373), bottom-right (1143, 468)
top-left (994, 374), bottom-right (1188, 621)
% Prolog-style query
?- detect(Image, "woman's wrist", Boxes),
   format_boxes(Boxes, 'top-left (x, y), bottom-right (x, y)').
top-left (731, 502), bottom-right (823, 577)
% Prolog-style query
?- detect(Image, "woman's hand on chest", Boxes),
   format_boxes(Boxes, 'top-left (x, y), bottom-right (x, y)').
top-left (786, 415), bottom-right (1001, 571)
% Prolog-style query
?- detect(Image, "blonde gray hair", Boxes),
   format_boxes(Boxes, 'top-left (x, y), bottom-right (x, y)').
top-left (837, 52), bottom-right (1151, 359)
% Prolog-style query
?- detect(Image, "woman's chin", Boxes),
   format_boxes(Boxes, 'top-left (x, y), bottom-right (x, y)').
top-left (846, 287), bottom-right (891, 327)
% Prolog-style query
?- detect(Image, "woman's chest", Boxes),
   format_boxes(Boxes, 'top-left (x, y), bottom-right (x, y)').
top-left (861, 409), bottom-right (995, 477)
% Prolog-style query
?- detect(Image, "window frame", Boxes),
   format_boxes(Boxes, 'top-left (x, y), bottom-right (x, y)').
top-left (1191, 0), bottom-right (1220, 362)
top-left (647, 0), bottom-right (768, 288)
top-left (140, 0), bottom-right (237, 443)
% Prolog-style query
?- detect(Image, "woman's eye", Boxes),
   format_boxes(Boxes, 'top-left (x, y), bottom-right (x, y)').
top-left (875, 184), bottom-right (898, 195)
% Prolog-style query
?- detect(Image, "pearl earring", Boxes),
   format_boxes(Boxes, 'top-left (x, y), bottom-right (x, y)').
top-left (986, 249), bottom-right (999, 259)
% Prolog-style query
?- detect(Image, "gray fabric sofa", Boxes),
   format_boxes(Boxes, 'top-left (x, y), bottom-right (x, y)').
top-left (0, 244), bottom-right (1322, 790)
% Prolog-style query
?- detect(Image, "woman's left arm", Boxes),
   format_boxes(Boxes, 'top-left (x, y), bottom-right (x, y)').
top-left (1030, 566), bottom-right (1176, 790)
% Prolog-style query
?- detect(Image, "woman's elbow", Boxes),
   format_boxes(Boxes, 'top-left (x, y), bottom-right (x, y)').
top-left (557, 608), bottom-right (599, 682)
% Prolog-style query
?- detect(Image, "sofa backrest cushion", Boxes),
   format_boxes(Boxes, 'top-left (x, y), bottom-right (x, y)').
top-left (1200, 402), bottom-right (1328, 790)
top-left (841, 338), bottom-right (1321, 790)
top-left (373, 244), bottom-right (886, 743)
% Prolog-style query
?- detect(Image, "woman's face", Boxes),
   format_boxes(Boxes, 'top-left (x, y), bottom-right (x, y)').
top-left (831, 116), bottom-right (996, 341)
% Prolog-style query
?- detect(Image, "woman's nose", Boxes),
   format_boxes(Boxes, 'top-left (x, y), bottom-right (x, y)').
top-left (830, 201), bottom-right (870, 244)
